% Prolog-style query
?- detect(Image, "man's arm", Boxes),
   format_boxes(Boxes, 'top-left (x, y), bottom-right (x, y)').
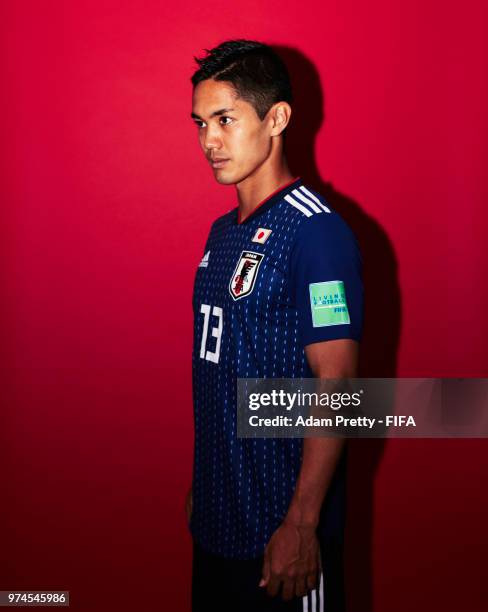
top-left (260, 338), bottom-right (358, 601)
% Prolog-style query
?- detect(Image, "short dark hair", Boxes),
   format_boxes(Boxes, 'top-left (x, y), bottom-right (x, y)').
top-left (191, 39), bottom-right (293, 120)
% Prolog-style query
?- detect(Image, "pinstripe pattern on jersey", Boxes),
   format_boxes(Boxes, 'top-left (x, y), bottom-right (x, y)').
top-left (190, 179), bottom-right (346, 564)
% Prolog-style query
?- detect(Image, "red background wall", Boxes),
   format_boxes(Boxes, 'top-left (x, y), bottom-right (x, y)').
top-left (1, 1), bottom-right (487, 610)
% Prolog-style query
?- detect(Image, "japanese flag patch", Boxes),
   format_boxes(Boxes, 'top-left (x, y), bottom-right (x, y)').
top-left (252, 228), bottom-right (272, 244)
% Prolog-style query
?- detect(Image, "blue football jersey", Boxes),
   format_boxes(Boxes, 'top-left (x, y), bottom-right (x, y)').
top-left (190, 177), bottom-right (363, 559)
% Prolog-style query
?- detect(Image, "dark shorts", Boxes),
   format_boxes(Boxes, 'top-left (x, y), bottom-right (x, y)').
top-left (192, 537), bottom-right (345, 612)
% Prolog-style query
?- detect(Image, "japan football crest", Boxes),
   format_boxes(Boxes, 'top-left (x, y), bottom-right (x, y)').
top-left (229, 251), bottom-right (264, 301)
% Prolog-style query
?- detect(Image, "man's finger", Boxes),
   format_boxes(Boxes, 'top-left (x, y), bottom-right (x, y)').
top-left (306, 570), bottom-right (318, 591)
top-left (259, 553), bottom-right (271, 587)
top-left (266, 574), bottom-right (281, 598)
top-left (295, 576), bottom-right (307, 598)
top-left (281, 577), bottom-right (296, 601)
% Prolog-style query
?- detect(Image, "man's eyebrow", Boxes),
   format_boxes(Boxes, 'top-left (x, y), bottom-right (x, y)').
top-left (191, 108), bottom-right (235, 120)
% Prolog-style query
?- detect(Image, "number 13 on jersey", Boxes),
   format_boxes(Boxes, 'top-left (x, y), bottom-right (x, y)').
top-left (199, 303), bottom-right (223, 364)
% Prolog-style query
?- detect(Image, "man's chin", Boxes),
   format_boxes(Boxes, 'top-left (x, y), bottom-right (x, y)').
top-left (213, 170), bottom-right (239, 186)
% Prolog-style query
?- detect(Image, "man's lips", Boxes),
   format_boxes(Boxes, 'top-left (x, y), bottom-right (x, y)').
top-left (209, 158), bottom-right (230, 168)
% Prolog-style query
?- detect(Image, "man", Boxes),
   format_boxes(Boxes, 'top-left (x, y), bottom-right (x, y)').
top-left (186, 40), bottom-right (363, 611)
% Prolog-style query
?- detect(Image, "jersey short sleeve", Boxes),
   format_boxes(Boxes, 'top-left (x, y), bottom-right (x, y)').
top-left (289, 211), bottom-right (364, 347)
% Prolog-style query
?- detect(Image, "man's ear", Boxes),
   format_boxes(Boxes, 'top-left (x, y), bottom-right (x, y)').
top-left (269, 102), bottom-right (292, 137)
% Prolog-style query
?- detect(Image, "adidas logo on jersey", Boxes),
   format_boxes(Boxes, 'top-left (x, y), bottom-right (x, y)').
top-left (198, 251), bottom-right (210, 268)
top-left (284, 185), bottom-right (331, 217)
top-left (252, 228), bottom-right (272, 244)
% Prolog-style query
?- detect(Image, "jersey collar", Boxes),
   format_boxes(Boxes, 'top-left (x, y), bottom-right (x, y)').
top-left (237, 177), bottom-right (302, 224)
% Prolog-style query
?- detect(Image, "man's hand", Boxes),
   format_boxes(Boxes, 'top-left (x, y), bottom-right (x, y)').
top-left (259, 520), bottom-right (320, 601)
top-left (185, 487), bottom-right (193, 523)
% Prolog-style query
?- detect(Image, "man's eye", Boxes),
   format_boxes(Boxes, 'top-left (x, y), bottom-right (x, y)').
top-left (220, 116), bottom-right (233, 126)
top-left (194, 120), bottom-right (205, 128)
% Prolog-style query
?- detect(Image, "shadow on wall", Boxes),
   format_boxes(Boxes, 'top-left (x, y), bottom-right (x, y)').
top-left (275, 45), bottom-right (402, 612)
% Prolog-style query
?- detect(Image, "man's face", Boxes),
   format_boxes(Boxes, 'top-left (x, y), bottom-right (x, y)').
top-left (191, 79), bottom-right (272, 185)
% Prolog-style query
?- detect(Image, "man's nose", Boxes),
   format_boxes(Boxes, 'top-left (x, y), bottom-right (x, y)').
top-left (202, 124), bottom-right (222, 152)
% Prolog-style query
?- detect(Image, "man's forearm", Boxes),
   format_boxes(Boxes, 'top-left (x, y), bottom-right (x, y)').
top-left (284, 339), bottom-right (357, 527)
top-left (284, 436), bottom-right (345, 527)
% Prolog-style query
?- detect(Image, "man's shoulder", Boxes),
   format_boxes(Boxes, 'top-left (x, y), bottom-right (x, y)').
top-left (284, 183), bottom-right (356, 245)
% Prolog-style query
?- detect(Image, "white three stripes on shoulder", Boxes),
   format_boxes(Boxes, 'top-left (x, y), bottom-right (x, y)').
top-left (284, 193), bottom-right (313, 217)
top-left (284, 185), bottom-right (331, 217)
top-left (298, 185), bottom-right (331, 212)
top-left (292, 189), bottom-right (322, 213)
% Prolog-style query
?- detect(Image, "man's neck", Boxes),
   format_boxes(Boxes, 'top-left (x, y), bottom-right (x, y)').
top-left (236, 161), bottom-right (294, 223)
